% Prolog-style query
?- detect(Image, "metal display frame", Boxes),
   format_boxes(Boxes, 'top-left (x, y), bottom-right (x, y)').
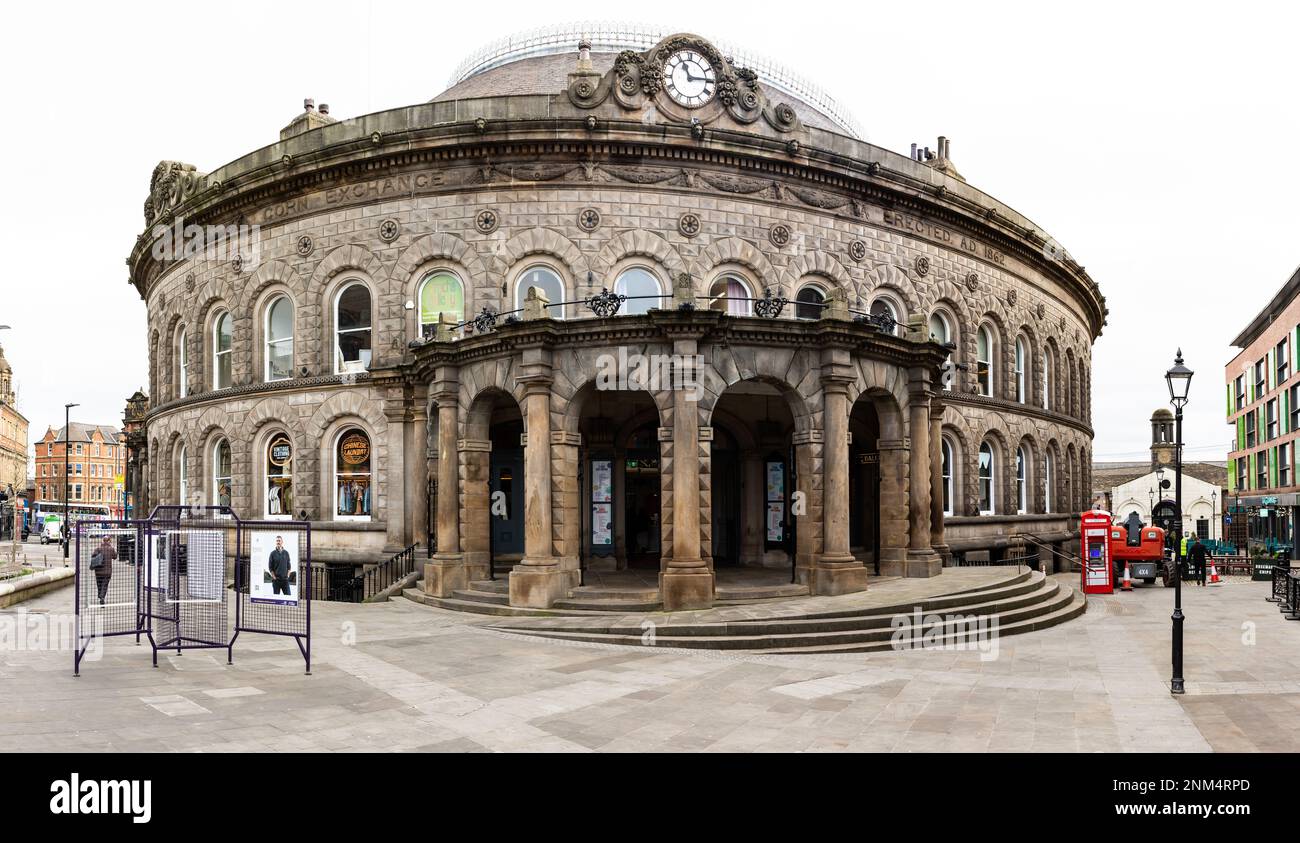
top-left (73, 505), bottom-right (312, 676)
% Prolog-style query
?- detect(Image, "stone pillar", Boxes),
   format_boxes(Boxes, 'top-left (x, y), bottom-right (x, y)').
top-left (661, 334), bottom-right (713, 610)
top-left (509, 350), bottom-right (567, 607)
top-left (551, 430), bottom-right (582, 590)
top-left (815, 372), bottom-right (868, 595)
top-left (382, 394), bottom-right (408, 554)
top-left (460, 438), bottom-right (492, 582)
top-left (791, 431), bottom-right (822, 585)
top-left (877, 439), bottom-right (910, 576)
top-left (424, 369), bottom-right (466, 597)
top-left (904, 378), bottom-right (942, 577)
top-left (740, 449), bottom-right (763, 565)
top-left (929, 400), bottom-right (950, 565)
top-left (409, 385), bottom-right (429, 552)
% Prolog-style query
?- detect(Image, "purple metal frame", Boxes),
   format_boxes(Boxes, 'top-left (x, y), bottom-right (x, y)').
top-left (73, 506), bottom-right (312, 676)
top-left (230, 518), bottom-right (312, 675)
top-left (73, 519), bottom-right (149, 677)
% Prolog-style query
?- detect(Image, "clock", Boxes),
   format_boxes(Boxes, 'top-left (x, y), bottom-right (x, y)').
top-left (663, 50), bottom-right (717, 108)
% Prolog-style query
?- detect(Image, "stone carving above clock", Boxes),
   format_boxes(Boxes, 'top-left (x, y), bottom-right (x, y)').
top-left (144, 160), bottom-right (208, 227)
top-left (567, 34), bottom-right (803, 134)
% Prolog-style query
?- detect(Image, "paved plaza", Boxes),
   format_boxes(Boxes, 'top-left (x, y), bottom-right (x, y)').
top-left (2, 573), bottom-right (1298, 752)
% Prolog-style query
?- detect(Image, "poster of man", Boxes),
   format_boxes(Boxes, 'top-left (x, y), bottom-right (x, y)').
top-left (250, 531), bottom-right (300, 606)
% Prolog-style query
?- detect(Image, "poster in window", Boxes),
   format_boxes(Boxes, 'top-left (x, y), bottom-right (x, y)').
top-left (592, 460), bottom-right (612, 503)
top-left (592, 503), bottom-right (613, 546)
top-left (767, 503), bottom-right (785, 542)
top-left (766, 461), bottom-right (784, 500)
top-left (250, 530), bottom-right (300, 606)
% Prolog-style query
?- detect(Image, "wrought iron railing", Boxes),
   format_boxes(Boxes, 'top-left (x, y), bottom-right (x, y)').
top-left (414, 288), bottom-right (901, 346)
top-left (364, 543), bottom-right (419, 596)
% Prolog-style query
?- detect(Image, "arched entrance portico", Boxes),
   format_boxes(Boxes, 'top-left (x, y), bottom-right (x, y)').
top-left (848, 389), bottom-right (909, 576)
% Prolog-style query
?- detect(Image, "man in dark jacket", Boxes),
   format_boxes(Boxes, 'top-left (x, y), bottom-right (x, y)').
top-left (91, 536), bottom-right (117, 604)
top-left (1189, 537), bottom-right (1209, 586)
top-left (267, 536), bottom-right (292, 595)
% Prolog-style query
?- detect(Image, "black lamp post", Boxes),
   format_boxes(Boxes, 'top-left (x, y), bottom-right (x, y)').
top-left (1165, 349), bottom-right (1193, 695)
top-left (62, 403), bottom-right (79, 562)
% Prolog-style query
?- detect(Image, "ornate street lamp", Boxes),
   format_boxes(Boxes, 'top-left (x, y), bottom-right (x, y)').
top-left (1165, 349), bottom-right (1192, 695)
top-left (1211, 490), bottom-right (1218, 543)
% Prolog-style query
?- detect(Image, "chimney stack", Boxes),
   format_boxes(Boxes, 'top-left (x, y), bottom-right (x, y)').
top-left (319, 103), bottom-right (329, 116)
top-left (303, 98), bottom-right (315, 113)
top-left (577, 38), bottom-right (592, 70)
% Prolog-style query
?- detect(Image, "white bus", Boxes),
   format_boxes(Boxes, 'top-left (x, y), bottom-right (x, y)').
top-left (29, 502), bottom-right (112, 543)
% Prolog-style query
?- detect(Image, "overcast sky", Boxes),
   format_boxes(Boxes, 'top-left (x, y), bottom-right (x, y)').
top-left (2, 0), bottom-right (1294, 474)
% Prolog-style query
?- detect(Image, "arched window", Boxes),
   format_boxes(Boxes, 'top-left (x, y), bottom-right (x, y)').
top-left (177, 444), bottom-right (188, 505)
top-left (514, 266), bottom-right (565, 318)
top-left (1016, 446), bottom-right (1029, 514)
top-left (795, 285), bottom-right (825, 320)
top-left (177, 328), bottom-right (188, 399)
top-left (614, 267), bottom-right (663, 315)
top-left (265, 296), bottom-right (294, 382)
top-left (418, 272), bottom-right (465, 336)
top-left (870, 297), bottom-right (902, 337)
top-left (977, 326), bottom-right (994, 396)
top-left (709, 274), bottom-right (752, 315)
top-left (335, 428), bottom-right (372, 521)
top-left (213, 311), bottom-right (233, 389)
top-left (1042, 348), bottom-right (1052, 410)
top-left (941, 437), bottom-right (954, 516)
top-left (266, 433), bottom-right (293, 519)
top-left (929, 312), bottom-right (950, 344)
top-left (212, 438), bottom-right (232, 509)
top-left (1044, 451), bottom-right (1055, 514)
top-left (335, 283), bottom-right (373, 374)
top-left (979, 442), bottom-right (995, 515)
top-left (1015, 337), bottom-right (1028, 403)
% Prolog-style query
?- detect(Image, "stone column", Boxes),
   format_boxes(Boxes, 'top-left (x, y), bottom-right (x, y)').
top-left (509, 350), bottom-right (567, 607)
top-left (382, 394), bottom-right (408, 555)
top-left (424, 368), bottom-right (466, 597)
top-left (551, 430), bottom-right (582, 590)
top-left (661, 334), bottom-right (713, 610)
top-left (904, 377), bottom-right (942, 577)
top-left (791, 431), bottom-right (822, 585)
top-left (740, 449), bottom-right (764, 565)
top-left (409, 385), bottom-right (429, 552)
top-left (460, 438), bottom-right (492, 582)
top-left (815, 372), bottom-right (868, 595)
top-left (929, 399), bottom-right (950, 565)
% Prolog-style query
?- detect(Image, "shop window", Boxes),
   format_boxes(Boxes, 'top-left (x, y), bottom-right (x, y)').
top-left (335, 429), bottom-right (372, 520)
top-left (419, 272), bottom-right (465, 337)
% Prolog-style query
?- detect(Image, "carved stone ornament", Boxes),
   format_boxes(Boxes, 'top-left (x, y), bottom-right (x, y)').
top-left (1059, 316), bottom-right (1066, 330)
top-left (678, 212), bottom-right (702, 238)
top-left (569, 35), bottom-right (794, 134)
top-left (769, 223), bottom-right (792, 248)
top-left (144, 160), bottom-right (207, 228)
top-left (1007, 289), bottom-right (1018, 306)
top-left (577, 208), bottom-right (601, 232)
top-left (296, 235), bottom-right (314, 256)
top-left (965, 272), bottom-right (978, 291)
top-left (1036, 303), bottom-right (1046, 319)
top-left (184, 273), bottom-right (195, 294)
top-left (232, 254), bottom-right (245, 274)
top-left (378, 219), bottom-right (400, 243)
top-left (915, 256), bottom-right (931, 277)
top-left (475, 209), bottom-right (499, 234)
top-left (848, 240), bottom-right (867, 262)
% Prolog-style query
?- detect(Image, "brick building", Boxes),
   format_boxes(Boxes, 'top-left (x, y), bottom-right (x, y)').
top-left (1226, 264), bottom-right (1300, 557)
top-left (33, 423), bottom-right (126, 516)
top-left (0, 345), bottom-right (28, 500)
top-left (127, 25), bottom-right (1105, 610)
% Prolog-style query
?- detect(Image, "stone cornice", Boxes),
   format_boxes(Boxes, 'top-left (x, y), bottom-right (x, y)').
top-left (943, 390), bottom-right (1094, 439)
top-left (143, 373), bottom-right (373, 424)
top-left (127, 108), bottom-right (1105, 337)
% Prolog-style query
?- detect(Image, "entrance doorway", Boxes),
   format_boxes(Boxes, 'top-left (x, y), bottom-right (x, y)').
top-left (623, 423), bottom-right (661, 568)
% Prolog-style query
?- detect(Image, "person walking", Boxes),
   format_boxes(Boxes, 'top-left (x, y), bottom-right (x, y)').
top-left (1189, 536), bottom-right (1209, 587)
top-left (89, 535), bottom-right (117, 605)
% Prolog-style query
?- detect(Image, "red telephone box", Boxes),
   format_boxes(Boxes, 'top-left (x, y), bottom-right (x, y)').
top-left (1080, 510), bottom-right (1114, 594)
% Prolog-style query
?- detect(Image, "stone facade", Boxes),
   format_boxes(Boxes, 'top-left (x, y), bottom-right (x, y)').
top-left (0, 345), bottom-right (27, 497)
top-left (126, 31), bottom-right (1104, 607)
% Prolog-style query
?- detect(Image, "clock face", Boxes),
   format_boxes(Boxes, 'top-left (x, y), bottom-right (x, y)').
top-left (664, 50), bottom-right (717, 108)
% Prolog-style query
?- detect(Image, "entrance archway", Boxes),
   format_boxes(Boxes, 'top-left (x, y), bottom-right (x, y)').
top-left (463, 388), bottom-right (526, 578)
top-left (848, 389), bottom-right (908, 576)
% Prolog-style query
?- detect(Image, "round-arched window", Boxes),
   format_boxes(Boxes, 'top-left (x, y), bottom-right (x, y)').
top-left (870, 298), bottom-right (902, 337)
top-left (335, 428), bottom-right (372, 521)
top-left (213, 312), bottom-right (233, 389)
top-left (977, 326), bottom-right (994, 397)
top-left (514, 266), bottom-right (565, 318)
top-left (212, 438), bottom-right (232, 509)
top-left (795, 286), bottom-right (825, 320)
top-left (335, 283), bottom-right (373, 374)
top-left (266, 434), bottom-right (293, 519)
top-left (265, 296), bottom-right (294, 382)
top-left (419, 272), bottom-right (465, 336)
top-left (941, 437), bottom-right (954, 516)
top-left (614, 267), bottom-right (663, 315)
top-left (978, 442), bottom-right (995, 515)
top-left (709, 274), bottom-right (753, 315)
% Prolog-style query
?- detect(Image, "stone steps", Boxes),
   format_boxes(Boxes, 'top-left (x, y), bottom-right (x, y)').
top-left (402, 589), bottom-right (626, 617)
top-left (481, 571), bottom-right (1085, 652)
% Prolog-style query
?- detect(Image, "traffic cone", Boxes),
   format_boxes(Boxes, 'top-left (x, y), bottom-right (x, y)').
top-left (1209, 561), bottom-right (1221, 585)
top-left (1121, 563), bottom-right (1133, 591)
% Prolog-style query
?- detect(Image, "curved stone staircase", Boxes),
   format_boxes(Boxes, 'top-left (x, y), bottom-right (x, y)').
top-left (479, 569), bottom-right (1085, 654)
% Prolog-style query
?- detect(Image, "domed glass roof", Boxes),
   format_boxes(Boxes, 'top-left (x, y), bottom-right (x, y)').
top-left (435, 22), bottom-right (864, 139)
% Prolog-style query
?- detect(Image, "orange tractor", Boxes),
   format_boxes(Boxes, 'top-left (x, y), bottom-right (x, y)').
top-left (1108, 511), bottom-right (1166, 586)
